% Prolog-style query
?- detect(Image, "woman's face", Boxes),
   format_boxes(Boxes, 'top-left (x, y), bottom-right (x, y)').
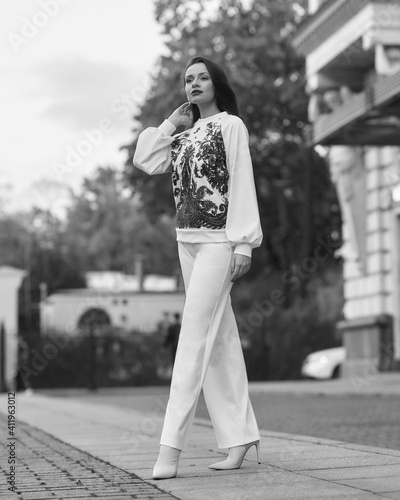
top-left (185, 63), bottom-right (215, 106)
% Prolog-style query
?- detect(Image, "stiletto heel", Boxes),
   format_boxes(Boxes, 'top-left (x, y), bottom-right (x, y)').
top-left (153, 445), bottom-right (181, 479)
top-left (209, 440), bottom-right (261, 470)
top-left (255, 441), bottom-right (261, 464)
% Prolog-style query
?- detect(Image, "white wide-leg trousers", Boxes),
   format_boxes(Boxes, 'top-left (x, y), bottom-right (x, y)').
top-left (160, 242), bottom-right (260, 451)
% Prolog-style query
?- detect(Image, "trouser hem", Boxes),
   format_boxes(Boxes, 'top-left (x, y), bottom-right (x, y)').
top-left (159, 437), bottom-right (184, 452)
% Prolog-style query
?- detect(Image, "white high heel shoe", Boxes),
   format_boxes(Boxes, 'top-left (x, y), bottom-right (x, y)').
top-left (209, 440), bottom-right (261, 470)
top-left (152, 445), bottom-right (181, 479)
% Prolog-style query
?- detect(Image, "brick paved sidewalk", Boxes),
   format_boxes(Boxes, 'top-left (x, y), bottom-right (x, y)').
top-left (0, 413), bottom-right (176, 500)
top-left (1, 392), bottom-right (400, 499)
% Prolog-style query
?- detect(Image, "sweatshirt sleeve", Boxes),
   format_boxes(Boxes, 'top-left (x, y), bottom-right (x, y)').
top-left (133, 119), bottom-right (177, 175)
top-left (224, 117), bottom-right (263, 258)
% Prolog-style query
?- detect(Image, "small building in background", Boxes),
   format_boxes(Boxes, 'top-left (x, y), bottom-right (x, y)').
top-left (293, 0), bottom-right (400, 376)
top-left (40, 270), bottom-right (185, 335)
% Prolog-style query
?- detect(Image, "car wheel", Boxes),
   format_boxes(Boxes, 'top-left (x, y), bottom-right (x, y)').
top-left (332, 365), bottom-right (341, 379)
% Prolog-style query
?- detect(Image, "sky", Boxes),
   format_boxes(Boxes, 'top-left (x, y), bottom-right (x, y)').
top-left (0, 0), bottom-right (165, 214)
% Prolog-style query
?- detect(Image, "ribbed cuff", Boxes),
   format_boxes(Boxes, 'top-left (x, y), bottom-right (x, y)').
top-left (234, 243), bottom-right (252, 258)
top-left (158, 119), bottom-right (176, 136)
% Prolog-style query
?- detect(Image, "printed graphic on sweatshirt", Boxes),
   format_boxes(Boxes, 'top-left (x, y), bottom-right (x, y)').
top-left (171, 122), bottom-right (229, 230)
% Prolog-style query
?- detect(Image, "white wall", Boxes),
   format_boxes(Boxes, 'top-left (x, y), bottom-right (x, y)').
top-left (0, 267), bottom-right (27, 390)
top-left (40, 291), bottom-right (185, 334)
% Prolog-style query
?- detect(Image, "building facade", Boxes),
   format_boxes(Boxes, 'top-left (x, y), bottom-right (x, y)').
top-left (293, 0), bottom-right (400, 375)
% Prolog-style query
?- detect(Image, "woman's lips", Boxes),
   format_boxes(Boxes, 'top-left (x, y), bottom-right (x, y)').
top-left (191, 90), bottom-right (202, 96)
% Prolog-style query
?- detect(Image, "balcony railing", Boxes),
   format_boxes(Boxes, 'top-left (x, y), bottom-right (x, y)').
top-left (306, 69), bottom-right (400, 145)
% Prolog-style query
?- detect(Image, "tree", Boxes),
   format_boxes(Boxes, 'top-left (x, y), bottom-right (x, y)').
top-left (0, 210), bottom-right (86, 333)
top-left (64, 166), bottom-right (179, 276)
top-left (0, 166), bottom-right (180, 333)
top-left (123, 0), bottom-right (342, 283)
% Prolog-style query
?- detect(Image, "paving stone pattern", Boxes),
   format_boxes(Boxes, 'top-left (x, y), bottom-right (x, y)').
top-left (0, 414), bottom-right (176, 500)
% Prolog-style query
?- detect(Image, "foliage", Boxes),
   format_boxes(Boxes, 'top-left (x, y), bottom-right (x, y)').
top-left (0, 211), bottom-right (86, 332)
top-left (235, 267), bottom-right (344, 380)
top-left (17, 329), bottom-right (171, 389)
top-left (63, 166), bottom-right (179, 276)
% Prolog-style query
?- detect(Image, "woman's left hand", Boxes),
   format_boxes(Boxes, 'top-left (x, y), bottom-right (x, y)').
top-left (231, 254), bottom-right (251, 281)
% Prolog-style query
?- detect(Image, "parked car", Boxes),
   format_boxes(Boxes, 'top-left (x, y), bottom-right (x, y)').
top-left (301, 347), bottom-right (345, 380)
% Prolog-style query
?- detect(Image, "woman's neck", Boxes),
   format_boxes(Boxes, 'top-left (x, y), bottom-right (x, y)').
top-left (197, 101), bottom-right (221, 119)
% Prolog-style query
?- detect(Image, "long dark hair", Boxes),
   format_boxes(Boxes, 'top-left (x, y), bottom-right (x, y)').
top-left (183, 56), bottom-right (240, 124)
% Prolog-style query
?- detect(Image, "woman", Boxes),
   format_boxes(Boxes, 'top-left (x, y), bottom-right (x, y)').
top-left (134, 56), bottom-right (263, 479)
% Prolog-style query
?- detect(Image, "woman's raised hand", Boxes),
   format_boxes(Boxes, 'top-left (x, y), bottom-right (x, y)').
top-left (168, 102), bottom-right (193, 129)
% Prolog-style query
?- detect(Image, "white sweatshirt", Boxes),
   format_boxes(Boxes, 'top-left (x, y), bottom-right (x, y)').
top-left (133, 111), bottom-right (263, 258)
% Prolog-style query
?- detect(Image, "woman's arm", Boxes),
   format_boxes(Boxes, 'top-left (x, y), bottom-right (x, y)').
top-left (223, 116), bottom-right (263, 277)
top-left (133, 103), bottom-right (193, 175)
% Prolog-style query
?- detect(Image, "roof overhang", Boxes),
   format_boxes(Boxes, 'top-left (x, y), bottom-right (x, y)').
top-left (297, 1), bottom-right (400, 86)
top-left (293, 0), bottom-right (394, 58)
